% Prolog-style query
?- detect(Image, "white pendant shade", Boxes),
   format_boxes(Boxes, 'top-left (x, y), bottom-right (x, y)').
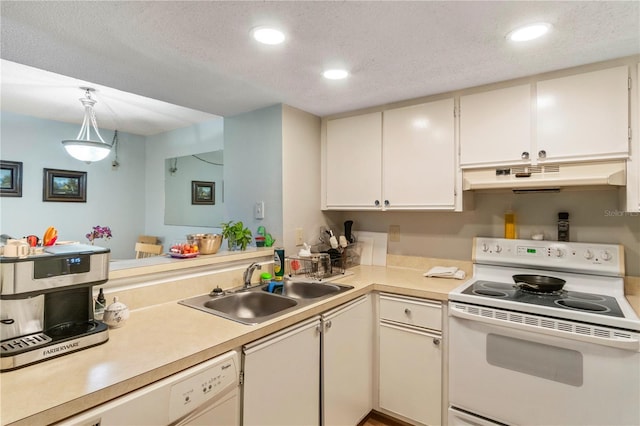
top-left (61, 140), bottom-right (112, 162)
top-left (61, 88), bottom-right (112, 163)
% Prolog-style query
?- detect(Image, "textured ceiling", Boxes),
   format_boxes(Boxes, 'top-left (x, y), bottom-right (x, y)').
top-left (0, 60), bottom-right (221, 136)
top-left (1, 1), bottom-right (639, 133)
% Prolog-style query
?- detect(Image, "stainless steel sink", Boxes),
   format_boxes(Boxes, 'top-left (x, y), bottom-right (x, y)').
top-left (179, 279), bottom-right (354, 325)
top-left (262, 280), bottom-right (353, 299)
top-left (179, 291), bottom-right (298, 325)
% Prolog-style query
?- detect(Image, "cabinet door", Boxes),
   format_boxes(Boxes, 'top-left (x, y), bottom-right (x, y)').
top-left (379, 321), bottom-right (442, 426)
top-left (322, 295), bottom-right (373, 426)
top-left (537, 66), bottom-right (629, 162)
top-left (325, 112), bottom-right (382, 209)
top-left (459, 84), bottom-right (532, 168)
top-left (242, 317), bottom-right (321, 426)
top-left (382, 99), bottom-right (456, 209)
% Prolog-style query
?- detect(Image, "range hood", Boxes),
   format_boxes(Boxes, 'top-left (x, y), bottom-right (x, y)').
top-left (462, 160), bottom-right (626, 192)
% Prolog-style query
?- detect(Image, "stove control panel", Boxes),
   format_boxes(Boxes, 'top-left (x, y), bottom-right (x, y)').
top-left (474, 237), bottom-right (624, 276)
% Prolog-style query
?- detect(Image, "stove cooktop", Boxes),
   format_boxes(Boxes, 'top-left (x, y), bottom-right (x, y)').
top-left (449, 238), bottom-right (639, 331)
top-left (462, 280), bottom-right (625, 318)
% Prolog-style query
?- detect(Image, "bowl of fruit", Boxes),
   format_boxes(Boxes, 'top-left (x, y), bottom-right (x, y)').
top-left (169, 242), bottom-right (199, 258)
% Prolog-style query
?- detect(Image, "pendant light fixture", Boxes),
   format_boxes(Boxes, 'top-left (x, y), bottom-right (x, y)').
top-left (61, 87), bottom-right (112, 163)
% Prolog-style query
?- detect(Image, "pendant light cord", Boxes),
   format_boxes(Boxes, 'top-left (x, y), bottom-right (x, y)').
top-left (111, 130), bottom-right (120, 168)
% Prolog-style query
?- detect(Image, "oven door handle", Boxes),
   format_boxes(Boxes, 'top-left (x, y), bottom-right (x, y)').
top-left (450, 305), bottom-right (640, 352)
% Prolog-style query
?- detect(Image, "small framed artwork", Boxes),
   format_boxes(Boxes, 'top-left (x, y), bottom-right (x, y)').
top-left (192, 180), bottom-right (215, 205)
top-left (0, 161), bottom-right (23, 197)
top-left (43, 168), bottom-right (87, 202)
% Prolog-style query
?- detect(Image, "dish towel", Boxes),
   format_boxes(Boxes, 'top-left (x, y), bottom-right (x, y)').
top-left (424, 266), bottom-right (466, 280)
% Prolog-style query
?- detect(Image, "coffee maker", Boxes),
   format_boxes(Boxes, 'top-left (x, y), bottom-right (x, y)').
top-left (0, 244), bottom-right (110, 371)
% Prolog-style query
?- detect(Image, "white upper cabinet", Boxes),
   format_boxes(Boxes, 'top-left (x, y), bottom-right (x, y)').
top-left (382, 99), bottom-right (456, 209)
top-left (627, 63), bottom-right (640, 212)
top-left (459, 66), bottom-right (630, 168)
top-left (324, 62), bottom-right (632, 211)
top-left (323, 99), bottom-right (456, 211)
top-left (637, 63), bottom-right (640, 211)
top-left (325, 112), bottom-right (382, 209)
top-left (536, 66), bottom-right (629, 162)
top-left (459, 84), bottom-right (532, 168)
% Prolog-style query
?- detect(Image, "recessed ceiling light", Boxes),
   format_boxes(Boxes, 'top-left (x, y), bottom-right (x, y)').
top-left (323, 69), bottom-right (349, 80)
top-left (252, 27), bottom-right (285, 45)
top-left (507, 23), bottom-right (551, 42)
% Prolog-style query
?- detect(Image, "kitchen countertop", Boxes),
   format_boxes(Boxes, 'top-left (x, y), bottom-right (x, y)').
top-left (1, 262), bottom-right (638, 425)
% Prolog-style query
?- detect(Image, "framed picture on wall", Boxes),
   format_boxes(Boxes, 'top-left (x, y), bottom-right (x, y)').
top-left (43, 168), bottom-right (87, 202)
top-left (192, 181), bottom-right (215, 205)
top-left (0, 161), bottom-right (23, 197)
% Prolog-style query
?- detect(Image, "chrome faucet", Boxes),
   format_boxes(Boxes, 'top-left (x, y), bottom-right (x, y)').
top-left (243, 262), bottom-right (262, 288)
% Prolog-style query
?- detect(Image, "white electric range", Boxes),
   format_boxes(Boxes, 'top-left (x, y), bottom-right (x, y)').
top-left (448, 237), bottom-right (639, 426)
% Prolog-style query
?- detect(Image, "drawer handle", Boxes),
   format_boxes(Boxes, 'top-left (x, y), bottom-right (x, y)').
top-left (404, 308), bottom-right (411, 315)
top-left (433, 338), bottom-right (441, 346)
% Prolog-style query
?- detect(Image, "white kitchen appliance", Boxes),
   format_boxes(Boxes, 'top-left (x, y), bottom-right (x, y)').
top-left (56, 350), bottom-right (240, 426)
top-left (461, 160), bottom-right (626, 192)
top-left (448, 237), bottom-right (639, 426)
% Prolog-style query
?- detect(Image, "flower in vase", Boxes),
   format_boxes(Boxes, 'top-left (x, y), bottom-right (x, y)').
top-left (86, 225), bottom-right (113, 244)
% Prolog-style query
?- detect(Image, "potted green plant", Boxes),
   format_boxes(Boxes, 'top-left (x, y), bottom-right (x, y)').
top-left (220, 220), bottom-right (252, 251)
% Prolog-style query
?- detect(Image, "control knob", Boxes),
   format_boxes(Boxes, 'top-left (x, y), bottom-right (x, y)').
top-left (481, 243), bottom-right (490, 252)
top-left (494, 244), bottom-right (502, 253)
top-left (584, 249), bottom-right (594, 260)
top-left (601, 250), bottom-right (613, 261)
top-left (553, 248), bottom-right (565, 258)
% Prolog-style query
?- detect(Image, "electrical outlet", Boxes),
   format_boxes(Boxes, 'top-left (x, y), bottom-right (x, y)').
top-left (389, 225), bottom-right (400, 242)
top-left (254, 201), bottom-right (265, 219)
top-left (295, 228), bottom-right (304, 246)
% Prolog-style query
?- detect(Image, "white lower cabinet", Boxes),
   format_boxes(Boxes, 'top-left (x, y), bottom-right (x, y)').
top-left (378, 294), bottom-right (443, 426)
top-left (241, 295), bottom-right (373, 426)
top-left (242, 316), bottom-right (321, 426)
top-left (322, 295), bottom-right (373, 426)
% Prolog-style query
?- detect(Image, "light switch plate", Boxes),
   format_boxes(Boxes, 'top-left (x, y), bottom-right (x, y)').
top-left (295, 228), bottom-right (304, 246)
top-left (254, 201), bottom-right (264, 219)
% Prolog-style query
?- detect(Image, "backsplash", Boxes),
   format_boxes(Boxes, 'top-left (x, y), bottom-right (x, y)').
top-left (325, 189), bottom-right (640, 276)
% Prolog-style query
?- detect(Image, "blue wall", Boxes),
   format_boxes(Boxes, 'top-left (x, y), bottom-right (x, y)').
top-left (224, 104), bottom-right (283, 244)
top-left (1, 106), bottom-right (283, 258)
top-left (0, 111), bottom-right (146, 258)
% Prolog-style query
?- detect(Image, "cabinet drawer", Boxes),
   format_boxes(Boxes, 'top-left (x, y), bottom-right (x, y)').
top-left (379, 294), bottom-right (441, 330)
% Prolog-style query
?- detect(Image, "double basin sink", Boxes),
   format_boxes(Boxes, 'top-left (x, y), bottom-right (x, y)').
top-left (178, 280), bottom-right (354, 325)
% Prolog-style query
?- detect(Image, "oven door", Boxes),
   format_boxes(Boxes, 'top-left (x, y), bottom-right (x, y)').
top-left (449, 302), bottom-right (640, 426)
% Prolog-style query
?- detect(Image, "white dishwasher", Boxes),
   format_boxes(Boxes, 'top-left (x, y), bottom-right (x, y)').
top-left (57, 350), bottom-right (240, 426)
